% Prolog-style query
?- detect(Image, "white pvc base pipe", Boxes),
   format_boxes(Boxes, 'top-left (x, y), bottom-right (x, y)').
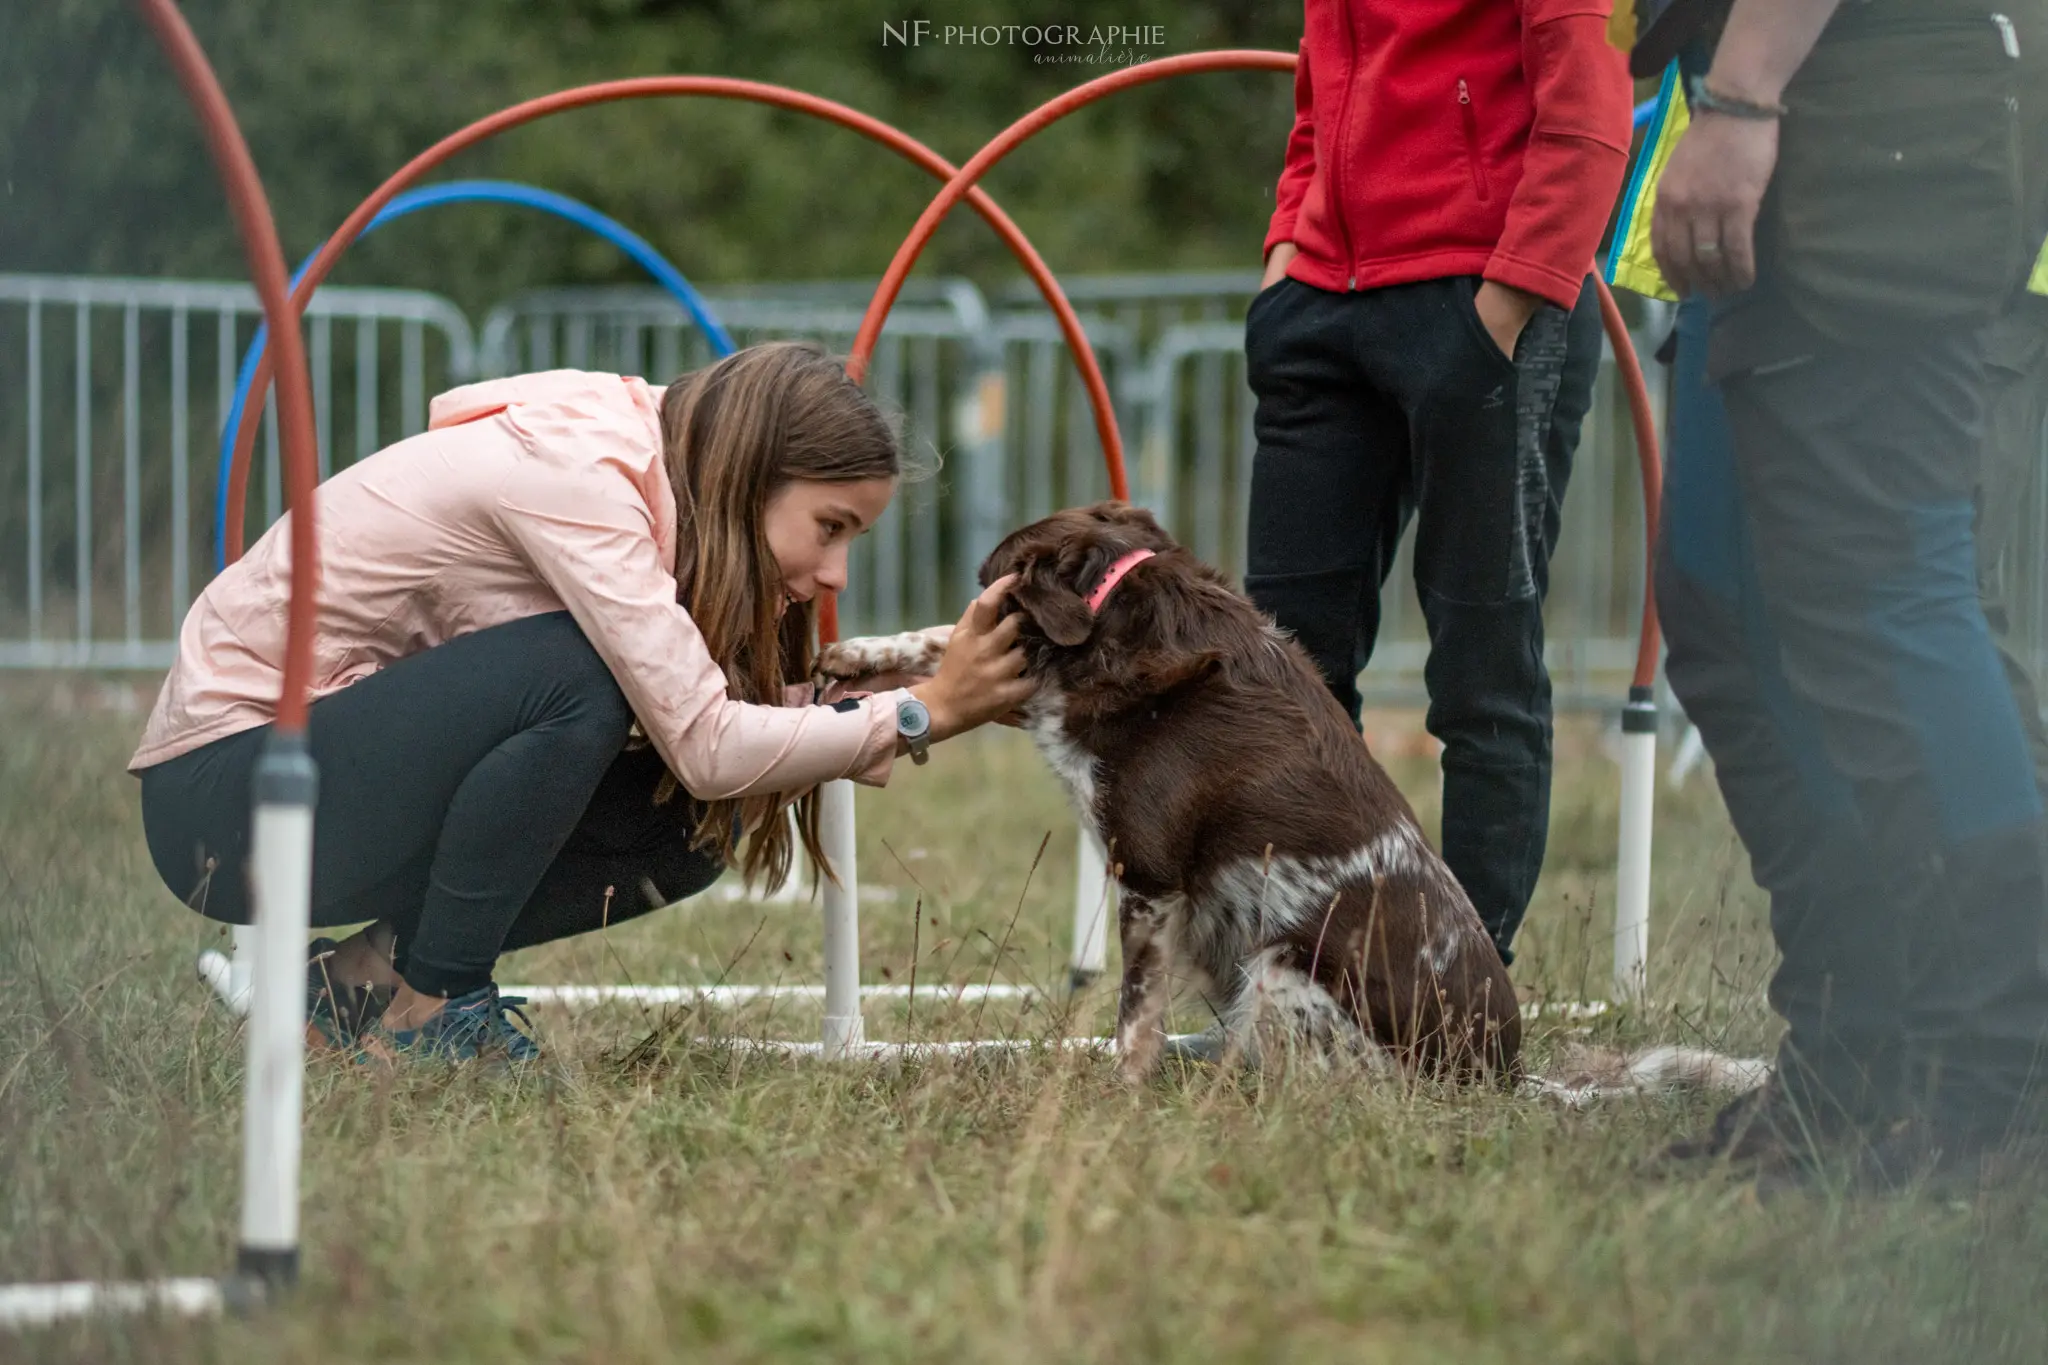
top-left (503, 982), bottom-right (1047, 1008)
top-left (711, 1033), bottom-right (1216, 1061)
top-left (700, 1011), bottom-right (1607, 1062)
top-left (196, 922), bottom-right (258, 1017)
top-left (501, 985), bottom-right (1609, 1019)
top-left (1068, 825), bottom-right (1113, 988)
top-left (1668, 723), bottom-right (1708, 790)
top-left (1614, 725), bottom-right (1656, 1002)
top-left (1520, 999), bottom-right (1612, 1021)
top-left (817, 779), bottom-right (865, 1057)
top-left (0, 1278), bottom-right (229, 1329)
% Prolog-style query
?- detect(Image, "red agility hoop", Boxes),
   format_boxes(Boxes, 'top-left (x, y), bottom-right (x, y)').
top-left (138, 0), bottom-right (320, 732)
top-left (857, 50), bottom-right (1665, 995)
top-left (136, 0), bottom-right (323, 1297)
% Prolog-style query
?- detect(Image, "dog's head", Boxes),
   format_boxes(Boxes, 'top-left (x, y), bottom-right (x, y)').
top-left (978, 501), bottom-right (1248, 705)
top-left (978, 502), bottom-right (1177, 646)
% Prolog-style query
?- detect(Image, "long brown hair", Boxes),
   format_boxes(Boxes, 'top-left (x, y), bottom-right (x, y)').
top-left (657, 340), bottom-right (902, 888)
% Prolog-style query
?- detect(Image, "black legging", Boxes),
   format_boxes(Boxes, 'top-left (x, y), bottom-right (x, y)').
top-left (138, 611), bottom-right (725, 998)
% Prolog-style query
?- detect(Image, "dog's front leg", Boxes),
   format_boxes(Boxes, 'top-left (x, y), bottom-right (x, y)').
top-left (1114, 891), bottom-right (1177, 1084)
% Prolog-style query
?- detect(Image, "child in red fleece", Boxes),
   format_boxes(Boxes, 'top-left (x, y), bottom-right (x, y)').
top-left (1243, 1), bottom-right (1634, 966)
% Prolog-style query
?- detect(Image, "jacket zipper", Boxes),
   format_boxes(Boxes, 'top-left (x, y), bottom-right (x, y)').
top-left (1458, 79), bottom-right (1491, 202)
top-left (1333, 0), bottom-right (1360, 289)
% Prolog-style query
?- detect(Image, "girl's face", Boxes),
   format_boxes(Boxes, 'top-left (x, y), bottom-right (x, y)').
top-left (763, 476), bottom-right (897, 612)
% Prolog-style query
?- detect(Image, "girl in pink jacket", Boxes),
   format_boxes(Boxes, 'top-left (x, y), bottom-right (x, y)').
top-left (132, 341), bottom-right (1031, 1063)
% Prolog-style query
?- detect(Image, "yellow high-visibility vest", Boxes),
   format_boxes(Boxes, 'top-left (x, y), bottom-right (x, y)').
top-left (1607, 65), bottom-right (2048, 302)
top-left (1607, 5), bottom-right (1636, 53)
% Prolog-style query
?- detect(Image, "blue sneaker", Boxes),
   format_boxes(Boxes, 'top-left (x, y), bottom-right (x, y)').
top-left (305, 938), bottom-right (391, 1050)
top-left (358, 984), bottom-right (541, 1065)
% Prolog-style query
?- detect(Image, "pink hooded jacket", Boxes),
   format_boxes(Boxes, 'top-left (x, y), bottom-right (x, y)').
top-left (130, 370), bottom-right (909, 797)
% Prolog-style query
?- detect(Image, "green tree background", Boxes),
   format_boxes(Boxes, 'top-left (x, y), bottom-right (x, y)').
top-left (1, 1), bottom-right (1304, 309)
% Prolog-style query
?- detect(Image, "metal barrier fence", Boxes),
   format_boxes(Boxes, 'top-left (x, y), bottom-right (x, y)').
top-left (0, 274), bottom-right (472, 667)
top-left (10, 270), bottom-right (2041, 712)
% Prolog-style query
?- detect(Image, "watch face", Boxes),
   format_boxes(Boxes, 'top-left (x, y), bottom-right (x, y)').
top-left (897, 699), bottom-right (931, 738)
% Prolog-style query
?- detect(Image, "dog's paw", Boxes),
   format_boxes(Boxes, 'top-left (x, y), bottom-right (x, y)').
top-left (813, 626), bottom-right (952, 684)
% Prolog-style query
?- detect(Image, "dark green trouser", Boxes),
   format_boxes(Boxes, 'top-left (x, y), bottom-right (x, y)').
top-left (1655, 4), bottom-right (2048, 1134)
top-left (1662, 293), bottom-right (2048, 1130)
top-left (1751, 2), bottom-right (2046, 349)
top-left (1980, 295), bottom-right (2048, 780)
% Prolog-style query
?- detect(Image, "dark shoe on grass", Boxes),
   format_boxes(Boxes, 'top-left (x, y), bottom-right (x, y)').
top-left (305, 937), bottom-right (393, 1050)
top-left (1653, 1082), bottom-right (1841, 1180)
top-left (1751, 1111), bottom-right (2048, 1203)
top-left (355, 983), bottom-right (541, 1065)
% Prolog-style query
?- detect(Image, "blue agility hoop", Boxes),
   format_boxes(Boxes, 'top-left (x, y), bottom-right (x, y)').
top-left (214, 179), bottom-right (734, 571)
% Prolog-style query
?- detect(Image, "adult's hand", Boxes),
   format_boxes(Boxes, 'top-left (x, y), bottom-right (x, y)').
top-left (910, 575), bottom-right (1035, 741)
top-left (1651, 111), bottom-right (1780, 299)
top-left (1651, 0), bottom-right (1845, 296)
top-left (1260, 241), bottom-right (1300, 290)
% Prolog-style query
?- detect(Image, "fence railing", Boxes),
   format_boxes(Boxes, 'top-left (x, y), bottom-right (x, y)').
top-left (18, 271), bottom-right (2039, 719)
top-left (0, 274), bottom-right (472, 668)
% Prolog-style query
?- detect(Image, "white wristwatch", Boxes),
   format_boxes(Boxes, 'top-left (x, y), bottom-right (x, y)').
top-left (896, 697), bottom-right (932, 765)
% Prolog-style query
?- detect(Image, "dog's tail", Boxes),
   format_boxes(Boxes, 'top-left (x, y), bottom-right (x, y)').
top-left (1521, 1044), bottom-right (1771, 1108)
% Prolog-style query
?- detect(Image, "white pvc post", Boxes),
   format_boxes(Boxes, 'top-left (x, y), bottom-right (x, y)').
top-left (1613, 689), bottom-right (1657, 1001)
top-left (237, 736), bottom-right (317, 1288)
top-left (1068, 825), bottom-right (1112, 990)
top-left (817, 779), bottom-right (865, 1057)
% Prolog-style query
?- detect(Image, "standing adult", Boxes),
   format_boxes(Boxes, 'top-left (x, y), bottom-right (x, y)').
top-left (1243, 1), bottom-right (1635, 967)
top-left (1645, 0), bottom-right (2048, 1181)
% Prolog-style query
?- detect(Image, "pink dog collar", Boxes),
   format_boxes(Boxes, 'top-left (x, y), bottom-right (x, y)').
top-left (1086, 548), bottom-right (1156, 614)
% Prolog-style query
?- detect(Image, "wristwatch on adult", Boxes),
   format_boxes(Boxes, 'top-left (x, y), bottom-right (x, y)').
top-left (896, 697), bottom-right (932, 766)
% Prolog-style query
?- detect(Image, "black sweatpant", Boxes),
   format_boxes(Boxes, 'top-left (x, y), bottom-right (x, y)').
top-left (1243, 274), bottom-right (1604, 964)
top-left (138, 611), bottom-right (725, 998)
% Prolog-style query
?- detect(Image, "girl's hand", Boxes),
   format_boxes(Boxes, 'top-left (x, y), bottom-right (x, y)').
top-left (911, 574), bottom-right (1035, 741)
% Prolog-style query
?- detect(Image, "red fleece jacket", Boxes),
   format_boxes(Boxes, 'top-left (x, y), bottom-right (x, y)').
top-left (1266, 0), bottom-right (1634, 311)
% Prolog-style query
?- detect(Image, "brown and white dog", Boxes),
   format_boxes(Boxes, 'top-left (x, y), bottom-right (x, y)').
top-left (824, 502), bottom-right (1520, 1084)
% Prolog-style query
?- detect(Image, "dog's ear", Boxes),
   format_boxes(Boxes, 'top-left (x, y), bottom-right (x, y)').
top-left (1103, 644), bottom-right (1222, 699)
top-left (1008, 559), bottom-right (1095, 646)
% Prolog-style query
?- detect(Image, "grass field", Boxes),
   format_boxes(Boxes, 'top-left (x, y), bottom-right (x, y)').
top-left (4, 675), bottom-right (2046, 1364)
